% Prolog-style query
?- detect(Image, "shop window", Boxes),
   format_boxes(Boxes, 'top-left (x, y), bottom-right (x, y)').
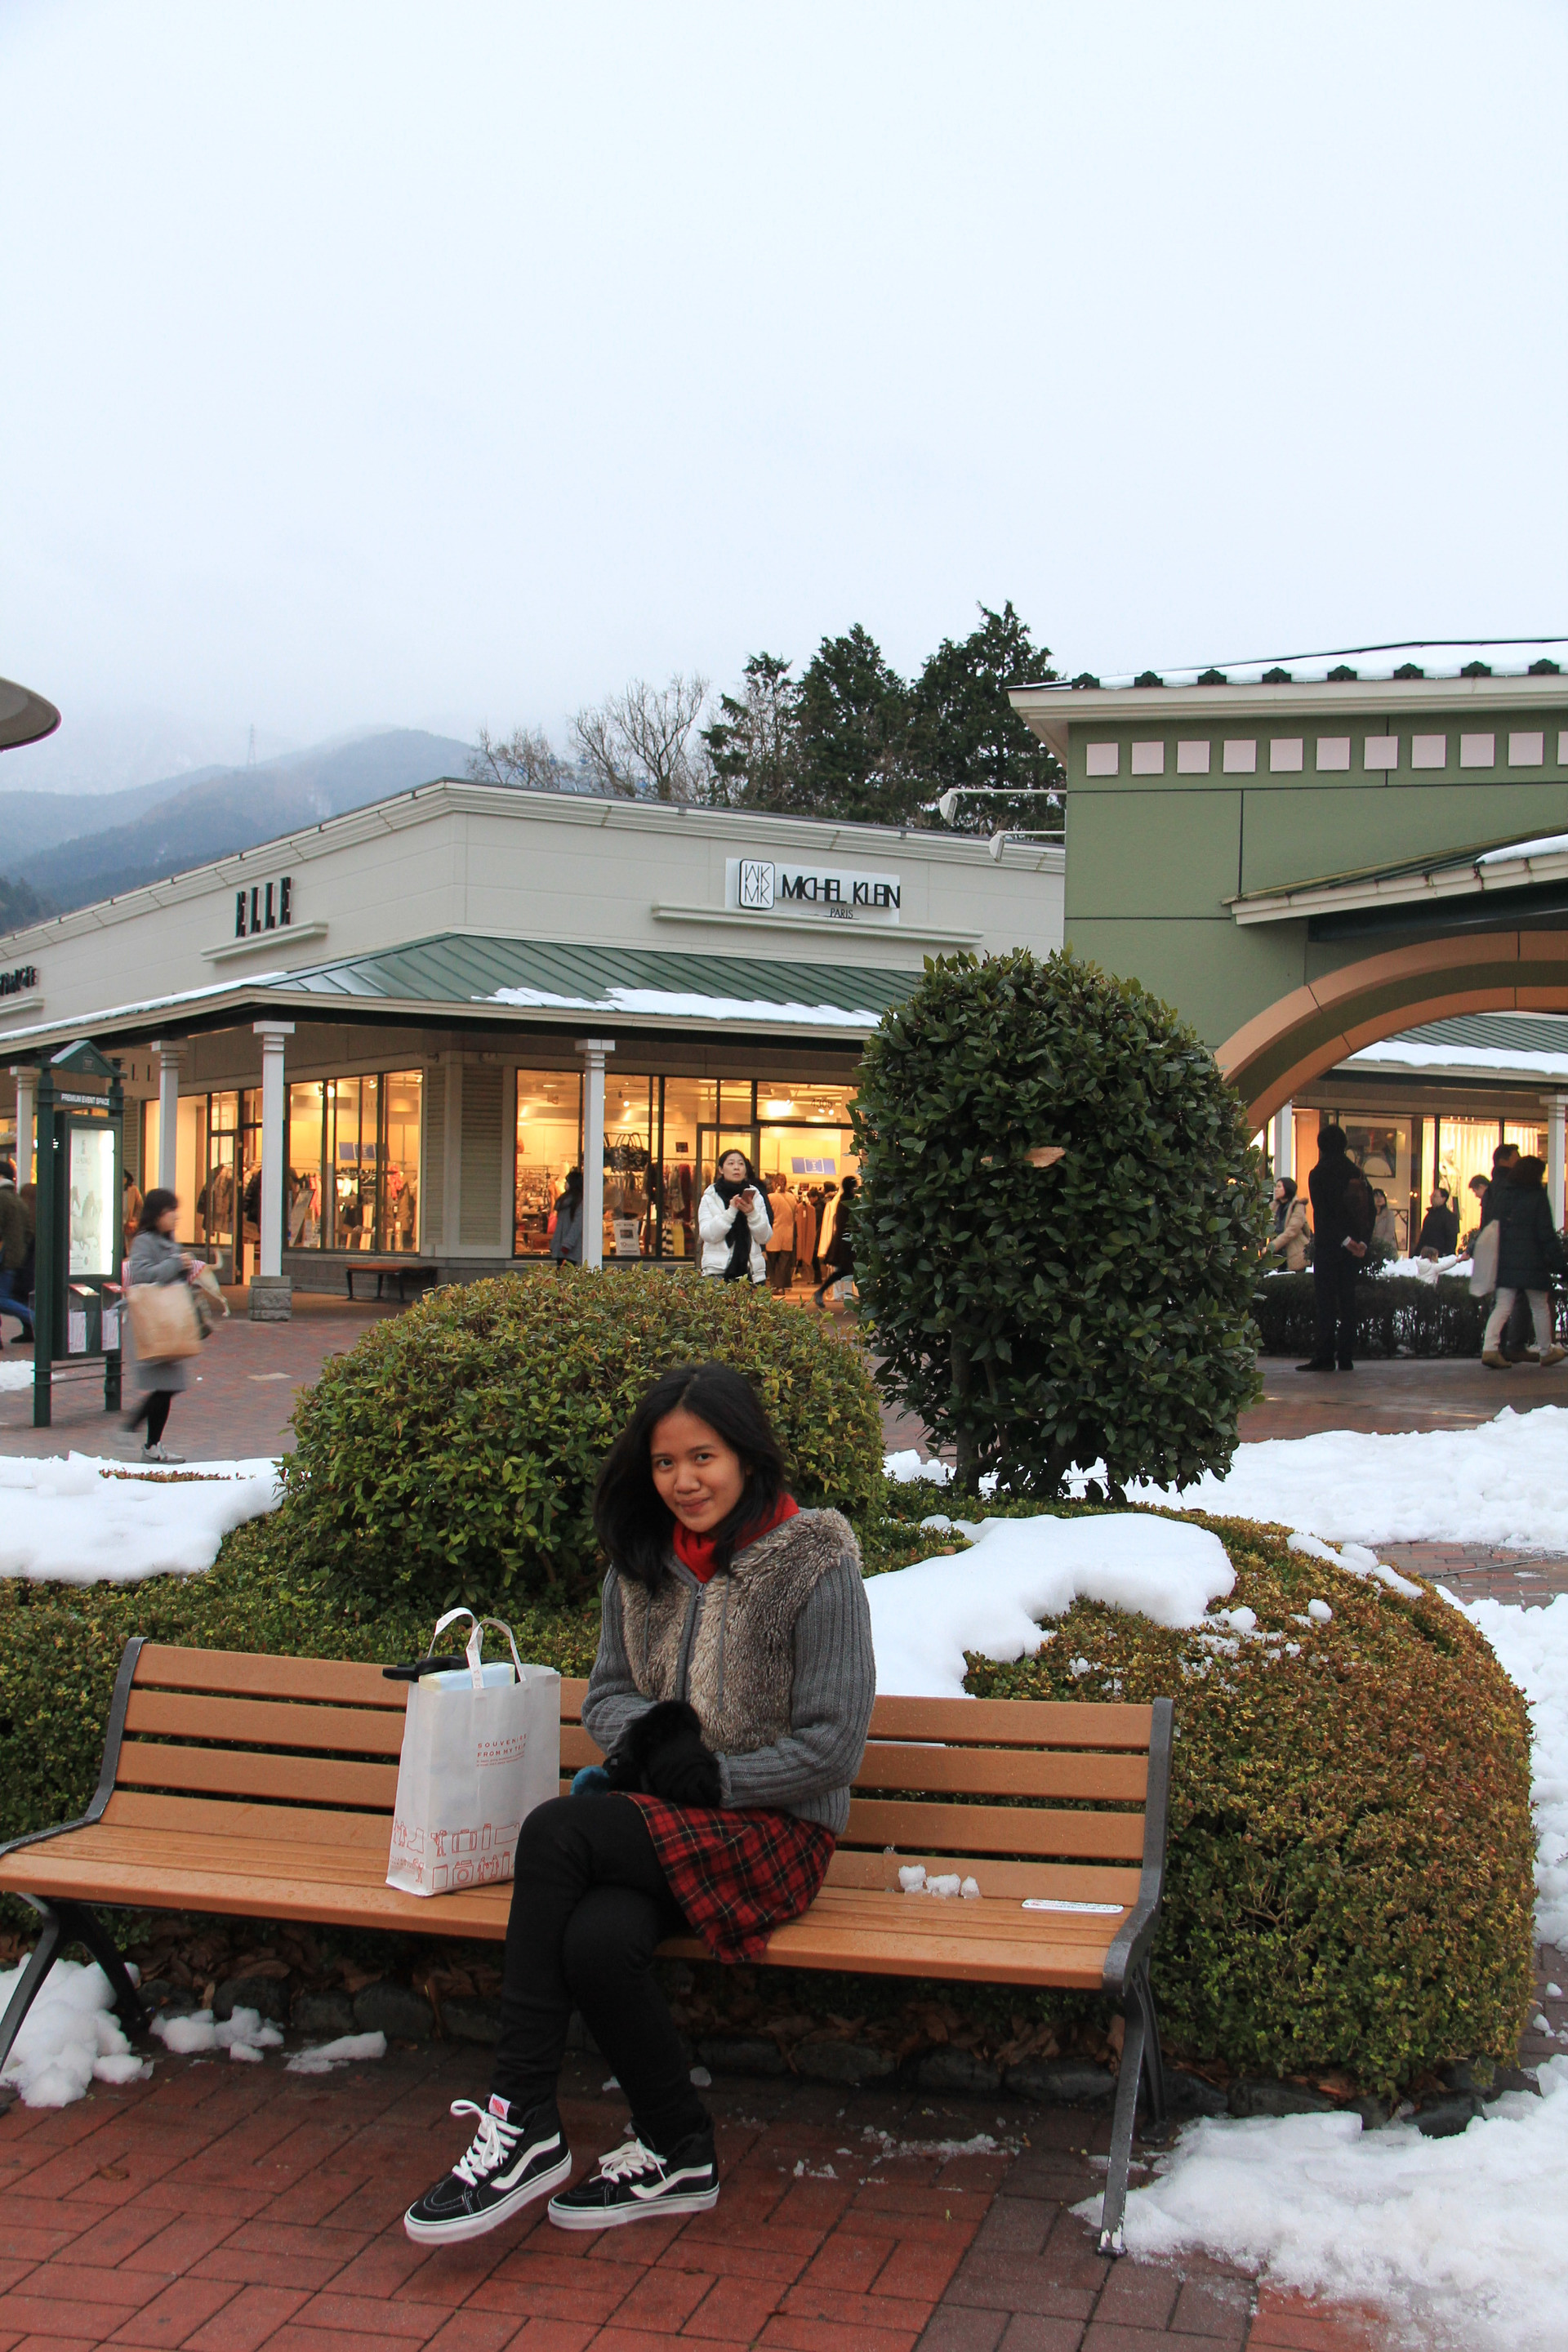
top-left (326, 1076), bottom-right (380, 1251)
top-left (383, 1074), bottom-right (422, 1253)
top-left (604, 1077), bottom-right (657, 1260)
top-left (1437, 1118), bottom-right (1503, 1241)
top-left (514, 1071), bottom-right (582, 1255)
top-left (1504, 1121), bottom-right (1548, 1161)
top-left (287, 1084), bottom-right (324, 1245)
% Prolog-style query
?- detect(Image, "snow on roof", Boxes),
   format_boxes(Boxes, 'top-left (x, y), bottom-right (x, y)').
top-left (1038, 638), bottom-right (1568, 690)
top-left (1478, 833), bottom-right (1568, 864)
top-left (481, 982), bottom-right (884, 1029)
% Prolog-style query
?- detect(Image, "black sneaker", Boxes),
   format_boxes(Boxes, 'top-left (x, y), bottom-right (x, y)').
top-left (547, 2128), bottom-right (719, 2230)
top-left (403, 2096), bottom-right (571, 2244)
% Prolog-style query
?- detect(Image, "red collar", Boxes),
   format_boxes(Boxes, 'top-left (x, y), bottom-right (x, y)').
top-left (673, 1493), bottom-right (799, 1583)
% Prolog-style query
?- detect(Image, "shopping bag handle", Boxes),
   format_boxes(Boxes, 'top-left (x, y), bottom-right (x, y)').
top-left (430, 1606), bottom-right (526, 1690)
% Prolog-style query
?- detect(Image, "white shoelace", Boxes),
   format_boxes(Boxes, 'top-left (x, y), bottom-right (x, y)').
top-left (593, 2135), bottom-right (664, 2184)
top-left (448, 2099), bottom-right (519, 2185)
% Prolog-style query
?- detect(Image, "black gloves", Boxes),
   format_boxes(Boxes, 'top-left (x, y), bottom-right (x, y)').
top-left (601, 1699), bottom-right (724, 1810)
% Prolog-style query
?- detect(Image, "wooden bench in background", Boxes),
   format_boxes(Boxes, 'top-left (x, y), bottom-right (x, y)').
top-left (0, 1642), bottom-right (1173, 2250)
top-left (343, 1260), bottom-right (441, 1304)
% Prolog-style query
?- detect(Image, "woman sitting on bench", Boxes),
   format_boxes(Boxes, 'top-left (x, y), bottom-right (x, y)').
top-left (405, 1361), bottom-right (875, 2245)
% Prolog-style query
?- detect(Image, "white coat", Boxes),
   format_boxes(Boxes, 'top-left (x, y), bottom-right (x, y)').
top-left (698, 1182), bottom-right (772, 1283)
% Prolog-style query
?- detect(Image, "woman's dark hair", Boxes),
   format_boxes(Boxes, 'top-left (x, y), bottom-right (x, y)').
top-left (593, 1361), bottom-right (792, 1590)
top-left (714, 1149), bottom-right (759, 1187)
top-left (138, 1187), bottom-right (179, 1233)
top-left (1374, 1187), bottom-right (1388, 1206)
top-left (1276, 1174), bottom-right (1297, 1201)
top-left (559, 1166), bottom-right (583, 1202)
top-left (1513, 1155), bottom-right (1546, 1189)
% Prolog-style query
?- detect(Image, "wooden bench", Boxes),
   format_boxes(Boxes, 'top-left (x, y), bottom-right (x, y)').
top-left (343, 1260), bottom-right (441, 1303)
top-left (0, 1642), bottom-right (1173, 2252)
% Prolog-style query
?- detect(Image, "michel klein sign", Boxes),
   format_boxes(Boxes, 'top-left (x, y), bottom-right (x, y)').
top-left (725, 858), bottom-right (901, 926)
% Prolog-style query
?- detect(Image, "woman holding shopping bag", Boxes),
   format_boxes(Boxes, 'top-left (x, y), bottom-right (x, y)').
top-left (405, 1361), bottom-right (875, 2245)
top-left (122, 1189), bottom-right (205, 1463)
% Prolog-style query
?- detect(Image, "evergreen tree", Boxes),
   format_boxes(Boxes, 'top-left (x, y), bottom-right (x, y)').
top-left (908, 600), bottom-right (1062, 834)
top-left (698, 653), bottom-right (800, 808)
top-left (791, 624), bottom-right (913, 822)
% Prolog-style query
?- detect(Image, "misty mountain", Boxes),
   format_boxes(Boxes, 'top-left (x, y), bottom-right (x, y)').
top-left (4, 729), bottom-right (474, 924)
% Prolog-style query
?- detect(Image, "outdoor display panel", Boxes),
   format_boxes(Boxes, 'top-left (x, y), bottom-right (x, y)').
top-left (29, 1040), bottom-right (124, 1428)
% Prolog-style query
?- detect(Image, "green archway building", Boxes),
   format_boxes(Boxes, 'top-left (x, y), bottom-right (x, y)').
top-left (1012, 644), bottom-right (1568, 1135)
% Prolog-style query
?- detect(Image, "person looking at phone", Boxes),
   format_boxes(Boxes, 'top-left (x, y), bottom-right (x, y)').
top-left (697, 1148), bottom-right (771, 1284)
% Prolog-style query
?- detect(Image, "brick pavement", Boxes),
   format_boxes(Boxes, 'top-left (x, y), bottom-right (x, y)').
top-left (0, 2044), bottom-right (1395, 2352)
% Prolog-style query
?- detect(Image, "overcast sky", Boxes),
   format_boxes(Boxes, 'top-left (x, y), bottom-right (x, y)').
top-left (2, 0), bottom-right (1566, 791)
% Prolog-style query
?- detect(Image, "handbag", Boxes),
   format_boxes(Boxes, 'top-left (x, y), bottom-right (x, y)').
top-left (124, 1279), bottom-right (203, 1361)
top-left (1468, 1220), bottom-right (1499, 1298)
top-left (385, 1608), bottom-right (560, 1897)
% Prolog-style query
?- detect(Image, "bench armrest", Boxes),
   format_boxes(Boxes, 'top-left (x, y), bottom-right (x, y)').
top-left (1100, 1695), bottom-right (1174, 1995)
top-left (0, 1636), bottom-right (145, 1868)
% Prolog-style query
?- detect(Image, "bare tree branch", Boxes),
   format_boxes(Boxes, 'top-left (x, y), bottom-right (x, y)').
top-left (571, 674), bottom-right (711, 802)
top-left (467, 724), bottom-right (571, 791)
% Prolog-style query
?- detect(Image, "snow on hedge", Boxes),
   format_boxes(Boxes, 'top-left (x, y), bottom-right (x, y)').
top-left (866, 1511), bottom-right (1235, 1697)
top-left (0, 1454), bottom-right (281, 1584)
top-left (1463, 1592), bottom-right (1568, 1948)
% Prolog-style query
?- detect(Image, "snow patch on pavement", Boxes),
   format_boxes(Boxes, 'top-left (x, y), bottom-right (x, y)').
top-left (0, 1361), bottom-right (35, 1393)
top-left (0, 1959), bottom-right (150, 2108)
top-left (149, 2007), bottom-right (283, 2060)
top-left (1108, 2061), bottom-right (1568, 2352)
top-left (866, 1511), bottom-right (1234, 1696)
top-left (285, 2031), bottom-right (388, 2074)
top-left (0, 1453), bottom-right (282, 1584)
top-left (1450, 1592), bottom-right (1568, 1947)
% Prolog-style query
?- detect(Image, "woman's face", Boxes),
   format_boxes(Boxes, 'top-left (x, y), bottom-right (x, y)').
top-left (1273, 1179), bottom-right (1285, 1203)
top-left (718, 1152), bottom-right (748, 1186)
top-left (157, 1204), bottom-right (179, 1236)
top-left (650, 1408), bottom-right (747, 1533)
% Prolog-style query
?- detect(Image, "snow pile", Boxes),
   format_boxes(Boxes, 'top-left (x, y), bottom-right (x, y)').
top-left (1285, 1530), bottom-right (1423, 1600)
top-left (0, 1958), bottom-right (149, 2107)
top-left (1372, 1253), bottom-right (1466, 1283)
top-left (0, 1453), bottom-right (282, 1584)
top-left (149, 2006), bottom-right (283, 2061)
top-left (286, 2031), bottom-right (388, 2074)
top-left (866, 1512), bottom-right (1234, 1696)
top-left (1450, 1592), bottom-right (1568, 1946)
top-left (0, 1360), bottom-right (35, 1392)
top-left (898, 1864), bottom-right (979, 1899)
top-left (1113, 2061), bottom-right (1568, 2352)
top-left (884, 1449), bottom-right (959, 1487)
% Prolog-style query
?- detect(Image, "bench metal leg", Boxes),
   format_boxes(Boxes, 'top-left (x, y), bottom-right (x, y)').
top-left (1098, 1966), bottom-right (1166, 2256)
top-left (0, 1906), bottom-right (65, 2076)
top-left (0, 1900), bottom-right (149, 2083)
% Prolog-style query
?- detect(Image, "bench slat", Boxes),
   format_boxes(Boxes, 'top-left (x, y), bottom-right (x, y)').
top-left (852, 1742), bottom-right (1147, 1802)
top-left (124, 1690), bottom-right (409, 1757)
top-left (103, 1791), bottom-right (394, 1847)
top-left (116, 1744), bottom-right (400, 1810)
top-left (824, 1851), bottom-right (1143, 1904)
top-left (863, 1695), bottom-right (1155, 1750)
top-left (842, 1796), bottom-right (1147, 1861)
top-left (135, 1644), bottom-right (407, 1709)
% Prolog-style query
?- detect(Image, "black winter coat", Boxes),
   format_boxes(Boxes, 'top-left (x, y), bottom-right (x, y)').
top-left (1493, 1182), bottom-right (1566, 1291)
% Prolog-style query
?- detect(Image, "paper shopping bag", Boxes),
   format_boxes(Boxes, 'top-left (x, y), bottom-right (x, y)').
top-left (1468, 1220), bottom-right (1499, 1298)
top-left (125, 1281), bottom-right (203, 1361)
top-left (386, 1608), bottom-right (560, 1897)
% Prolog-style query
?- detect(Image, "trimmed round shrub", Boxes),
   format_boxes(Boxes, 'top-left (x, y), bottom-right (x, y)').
top-left (854, 949), bottom-right (1268, 1494)
top-left (277, 1267), bottom-right (884, 1615)
top-left (966, 1507), bottom-right (1535, 2092)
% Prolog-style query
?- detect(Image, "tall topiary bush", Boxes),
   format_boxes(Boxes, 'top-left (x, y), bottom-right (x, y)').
top-left (277, 1268), bottom-right (884, 1616)
top-left (854, 949), bottom-right (1267, 1493)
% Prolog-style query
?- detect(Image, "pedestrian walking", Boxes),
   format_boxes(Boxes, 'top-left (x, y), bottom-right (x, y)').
top-left (402, 1361), bottom-right (874, 2246)
top-left (1481, 1157), bottom-right (1566, 1368)
top-left (763, 1178), bottom-right (797, 1293)
top-left (122, 1188), bottom-right (205, 1462)
top-left (1265, 1176), bottom-right (1309, 1272)
top-left (1298, 1128), bottom-right (1373, 1372)
top-left (550, 1169), bottom-right (585, 1267)
top-left (697, 1151), bottom-right (771, 1284)
top-left (0, 1160), bottom-right (34, 1344)
top-left (812, 1174), bottom-right (858, 1307)
top-left (122, 1169), bottom-right (143, 1254)
top-left (1414, 1187), bottom-right (1459, 1256)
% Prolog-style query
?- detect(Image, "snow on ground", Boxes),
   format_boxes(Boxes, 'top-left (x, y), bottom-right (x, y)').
top-left (0, 1453), bottom-right (281, 1584)
top-left (1134, 1406), bottom-right (1568, 1552)
top-left (866, 1511), bottom-right (1234, 1697)
top-left (1111, 2062), bottom-right (1568, 2352)
top-left (0, 1959), bottom-right (150, 2107)
top-left (0, 1361), bottom-right (34, 1393)
top-left (1455, 1592), bottom-right (1568, 1947)
top-left (893, 1406), bottom-right (1568, 1554)
top-left (149, 2006), bottom-right (283, 2061)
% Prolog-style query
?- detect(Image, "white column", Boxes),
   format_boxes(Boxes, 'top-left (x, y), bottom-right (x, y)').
top-left (253, 1022), bottom-right (294, 1278)
top-left (1548, 1095), bottom-right (1567, 1230)
top-left (10, 1067), bottom-right (35, 1183)
top-left (442, 1056), bottom-right (464, 1255)
top-left (577, 1038), bottom-right (614, 1272)
top-left (1272, 1099), bottom-right (1294, 1183)
top-left (154, 1042), bottom-right (182, 1192)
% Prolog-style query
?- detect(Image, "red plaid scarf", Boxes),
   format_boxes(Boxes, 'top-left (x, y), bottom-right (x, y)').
top-left (627, 1793), bottom-right (833, 1963)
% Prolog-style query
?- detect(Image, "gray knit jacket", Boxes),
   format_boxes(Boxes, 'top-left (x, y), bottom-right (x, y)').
top-left (581, 1508), bottom-right (875, 1833)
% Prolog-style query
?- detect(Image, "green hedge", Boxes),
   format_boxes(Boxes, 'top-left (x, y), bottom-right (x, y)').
top-left (1251, 1272), bottom-right (1491, 1358)
top-left (278, 1267), bottom-right (886, 1616)
top-left (966, 1506), bottom-right (1535, 2091)
top-left (0, 1491), bottom-right (1535, 2094)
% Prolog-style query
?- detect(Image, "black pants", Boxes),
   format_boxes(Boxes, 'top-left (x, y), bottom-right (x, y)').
top-left (491, 1794), bottom-right (707, 2155)
top-left (1312, 1248), bottom-right (1359, 1366)
top-left (127, 1390), bottom-right (173, 1445)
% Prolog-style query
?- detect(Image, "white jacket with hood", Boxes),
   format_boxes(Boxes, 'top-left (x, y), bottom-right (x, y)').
top-left (697, 1180), bottom-right (772, 1283)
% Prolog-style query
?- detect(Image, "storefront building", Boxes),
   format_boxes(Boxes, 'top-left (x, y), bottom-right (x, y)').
top-left (0, 779), bottom-right (1065, 1307)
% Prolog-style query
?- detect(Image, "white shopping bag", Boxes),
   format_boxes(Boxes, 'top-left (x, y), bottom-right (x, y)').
top-left (386, 1608), bottom-right (560, 1897)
